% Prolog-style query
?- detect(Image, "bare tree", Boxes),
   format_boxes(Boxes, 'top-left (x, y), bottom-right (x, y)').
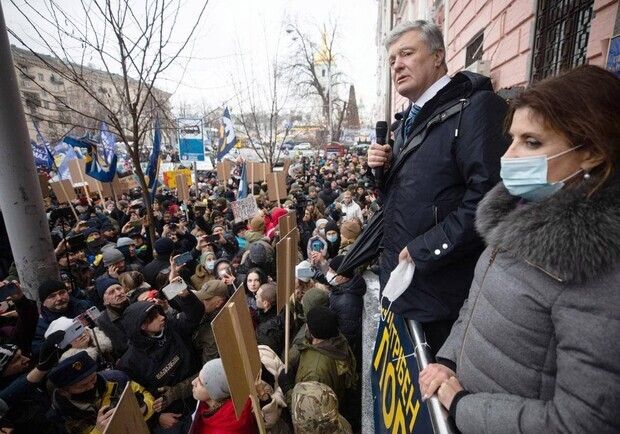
top-left (231, 55), bottom-right (297, 169)
top-left (8, 0), bottom-right (209, 248)
top-left (286, 21), bottom-right (346, 143)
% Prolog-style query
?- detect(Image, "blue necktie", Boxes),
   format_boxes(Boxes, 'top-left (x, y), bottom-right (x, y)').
top-left (404, 104), bottom-right (421, 138)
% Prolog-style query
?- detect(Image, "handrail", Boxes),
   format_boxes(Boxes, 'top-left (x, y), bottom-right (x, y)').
top-left (406, 319), bottom-right (458, 434)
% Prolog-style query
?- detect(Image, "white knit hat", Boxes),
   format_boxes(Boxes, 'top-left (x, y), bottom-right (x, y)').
top-left (45, 316), bottom-right (74, 338)
top-left (199, 358), bottom-right (230, 401)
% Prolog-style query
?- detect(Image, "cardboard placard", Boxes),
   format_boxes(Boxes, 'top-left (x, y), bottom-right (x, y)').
top-left (163, 169), bottom-right (192, 188)
top-left (103, 383), bottom-right (150, 434)
top-left (39, 174), bottom-right (50, 198)
top-left (248, 162), bottom-right (269, 184)
top-left (230, 196), bottom-right (260, 223)
top-left (176, 174), bottom-right (190, 202)
top-left (216, 160), bottom-right (233, 184)
top-left (212, 288), bottom-right (266, 433)
top-left (68, 159), bottom-right (87, 185)
top-left (282, 159), bottom-right (292, 177)
top-left (50, 179), bottom-right (76, 203)
top-left (278, 211), bottom-right (297, 238)
top-left (266, 172), bottom-right (287, 202)
top-left (276, 234), bottom-right (297, 371)
top-left (119, 175), bottom-right (140, 192)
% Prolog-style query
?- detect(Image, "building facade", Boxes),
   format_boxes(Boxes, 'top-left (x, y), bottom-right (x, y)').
top-left (376, 0), bottom-right (619, 120)
top-left (11, 45), bottom-right (171, 145)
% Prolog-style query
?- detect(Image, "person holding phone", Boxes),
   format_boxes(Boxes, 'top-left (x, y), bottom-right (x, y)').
top-left (48, 351), bottom-right (158, 433)
top-left (0, 281), bottom-right (38, 353)
top-left (117, 286), bottom-right (203, 434)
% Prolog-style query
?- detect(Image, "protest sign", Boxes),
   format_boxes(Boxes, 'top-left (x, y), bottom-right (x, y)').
top-left (163, 169), bottom-right (192, 188)
top-left (38, 174), bottom-right (50, 198)
top-left (103, 383), bottom-right (150, 434)
top-left (278, 211), bottom-right (296, 238)
top-left (266, 171), bottom-right (287, 202)
top-left (212, 287), bottom-right (266, 433)
top-left (216, 160), bottom-right (233, 184)
top-left (248, 162), bottom-right (269, 184)
top-left (178, 118), bottom-right (205, 162)
top-left (176, 174), bottom-right (190, 202)
top-left (230, 195), bottom-right (259, 223)
top-left (50, 179), bottom-right (76, 204)
top-left (276, 234), bottom-right (297, 371)
top-left (372, 308), bottom-right (432, 434)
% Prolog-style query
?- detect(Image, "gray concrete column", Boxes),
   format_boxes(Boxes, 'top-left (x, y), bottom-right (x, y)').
top-left (0, 3), bottom-right (59, 299)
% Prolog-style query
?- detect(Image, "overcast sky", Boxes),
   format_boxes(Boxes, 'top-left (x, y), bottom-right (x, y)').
top-left (5, 0), bottom-right (379, 122)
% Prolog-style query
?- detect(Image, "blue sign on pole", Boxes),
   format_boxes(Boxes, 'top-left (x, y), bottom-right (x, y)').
top-left (371, 308), bottom-right (433, 433)
top-left (178, 118), bottom-right (205, 161)
top-left (606, 34), bottom-right (620, 78)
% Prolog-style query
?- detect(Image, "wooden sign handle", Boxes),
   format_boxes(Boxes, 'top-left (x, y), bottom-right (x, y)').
top-left (227, 304), bottom-right (267, 434)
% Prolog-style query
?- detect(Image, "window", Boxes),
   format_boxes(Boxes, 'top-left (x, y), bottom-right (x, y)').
top-left (38, 73), bottom-right (44, 80)
top-left (23, 91), bottom-right (41, 112)
top-left (531, 0), bottom-right (594, 81)
top-left (465, 32), bottom-right (484, 68)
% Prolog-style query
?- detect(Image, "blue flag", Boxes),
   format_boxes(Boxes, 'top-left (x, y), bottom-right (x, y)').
top-left (147, 117), bottom-right (161, 190)
top-left (51, 140), bottom-right (79, 180)
top-left (30, 122), bottom-right (53, 169)
top-left (216, 107), bottom-right (237, 161)
top-left (237, 162), bottom-right (248, 200)
top-left (64, 124), bottom-right (117, 183)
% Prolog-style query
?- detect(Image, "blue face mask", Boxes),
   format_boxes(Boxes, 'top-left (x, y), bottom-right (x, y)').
top-left (326, 234), bottom-right (338, 243)
top-left (500, 146), bottom-right (583, 202)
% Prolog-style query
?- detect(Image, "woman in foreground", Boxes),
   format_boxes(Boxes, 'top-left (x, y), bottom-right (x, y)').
top-left (420, 65), bottom-right (620, 433)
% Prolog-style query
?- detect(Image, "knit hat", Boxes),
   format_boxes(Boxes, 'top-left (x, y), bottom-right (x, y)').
top-left (249, 243), bottom-right (267, 265)
top-left (301, 288), bottom-right (329, 318)
top-left (315, 219), bottom-right (328, 230)
top-left (324, 221), bottom-right (339, 234)
top-left (0, 344), bottom-right (18, 375)
top-left (295, 260), bottom-right (313, 283)
top-left (306, 306), bottom-right (339, 340)
top-left (340, 220), bottom-right (361, 241)
top-left (329, 255), bottom-right (354, 279)
top-left (199, 358), bottom-right (230, 401)
top-left (48, 351), bottom-right (97, 388)
top-left (44, 316), bottom-right (75, 339)
top-left (155, 237), bottom-right (175, 256)
top-left (116, 237), bottom-right (135, 248)
top-left (193, 280), bottom-right (229, 301)
top-left (250, 215), bottom-right (265, 233)
top-left (38, 279), bottom-right (66, 303)
top-left (101, 248), bottom-right (124, 267)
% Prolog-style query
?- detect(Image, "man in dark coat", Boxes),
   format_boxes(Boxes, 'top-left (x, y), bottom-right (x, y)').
top-left (116, 291), bottom-right (203, 433)
top-left (368, 20), bottom-right (509, 354)
top-left (31, 280), bottom-right (91, 357)
top-left (255, 283), bottom-right (285, 356)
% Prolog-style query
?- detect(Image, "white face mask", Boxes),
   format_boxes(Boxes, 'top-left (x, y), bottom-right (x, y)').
top-left (206, 260), bottom-right (215, 271)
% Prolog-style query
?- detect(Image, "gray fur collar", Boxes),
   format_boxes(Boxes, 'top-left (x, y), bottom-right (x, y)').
top-left (476, 178), bottom-right (620, 284)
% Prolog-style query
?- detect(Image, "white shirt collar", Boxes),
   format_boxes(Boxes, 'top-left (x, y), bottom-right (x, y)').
top-left (412, 75), bottom-right (451, 108)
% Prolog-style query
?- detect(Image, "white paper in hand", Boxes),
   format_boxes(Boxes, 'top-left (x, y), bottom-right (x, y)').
top-left (383, 260), bottom-right (415, 303)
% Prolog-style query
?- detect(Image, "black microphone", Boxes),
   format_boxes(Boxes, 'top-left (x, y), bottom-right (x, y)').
top-left (374, 121), bottom-right (389, 182)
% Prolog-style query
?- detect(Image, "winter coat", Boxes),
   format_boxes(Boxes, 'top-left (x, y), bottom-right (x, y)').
top-left (380, 71), bottom-right (509, 322)
top-left (339, 201), bottom-right (363, 223)
top-left (192, 310), bottom-right (220, 364)
top-left (256, 308), bottom-right (285, 357)
top-left (31, 296), bottom-right (92, 356)
top-left (95, 305), bottom-right (128, 359)
top-left (257, 345), bottom-right (289, 433)
top-left (0, 296), bottom-right (38, 353)
top-left (437, 179), bottom-right (620, 433)
top-left (190, 398), bottom-right (258, 434)
top-left (329, 275), bottom-right (366, 361)
top-left (142, 256), bottom-right (170, 287)
top-left (116, 296), bottom-right (203, 412)
top-left (51, 370), bottom-right (155, 434)
top-left (293, 334), bottom-right (356, 411)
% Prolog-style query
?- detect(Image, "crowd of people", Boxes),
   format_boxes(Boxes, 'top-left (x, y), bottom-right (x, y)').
top-left (0, 18), bottom-right (619, 434)
top-left (0, 150), bottom-right (376, 433)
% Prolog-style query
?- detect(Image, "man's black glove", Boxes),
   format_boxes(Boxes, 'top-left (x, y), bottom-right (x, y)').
top-left (38, 330), bottom-right (66, 371)
top-left (277, 369), bottom-right (295, 395)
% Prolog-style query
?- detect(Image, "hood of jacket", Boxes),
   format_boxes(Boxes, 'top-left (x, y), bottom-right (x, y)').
top-left (331, 274), bottom-right (367, 297)
top-left (296, 333), bottom-right (351, 361)
top-left (121, 301), bottom-right (168, 349)
top-left (475, 177), bottom-right (620, 284)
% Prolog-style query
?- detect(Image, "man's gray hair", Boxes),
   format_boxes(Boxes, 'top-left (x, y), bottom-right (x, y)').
top-left (384, 20), bottom-right (446, 65)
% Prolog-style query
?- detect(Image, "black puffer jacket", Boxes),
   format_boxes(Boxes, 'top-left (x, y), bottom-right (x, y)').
top-left (117, 297), bottom-right (203, 395)
top-left (380, 72), bottom-right (509, 322)
top-left (328, 274), bottom-right (366, 347)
